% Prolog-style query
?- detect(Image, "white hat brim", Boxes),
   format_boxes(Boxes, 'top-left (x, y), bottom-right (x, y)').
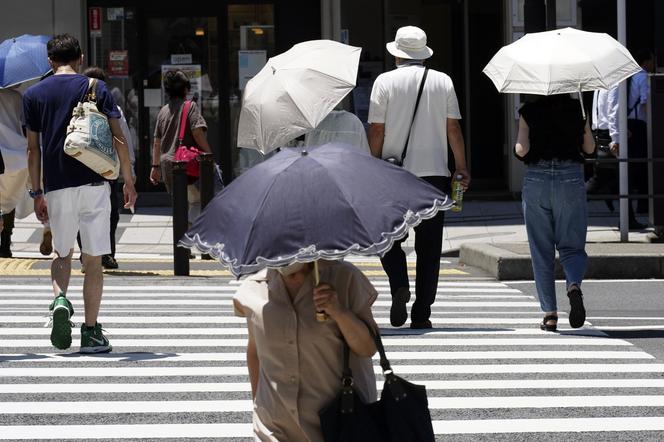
top-left (386, 41), bottom-right (433, 60)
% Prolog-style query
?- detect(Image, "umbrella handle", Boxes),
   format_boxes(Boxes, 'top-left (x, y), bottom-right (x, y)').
top-left (314, 260), bottom-right (329, 322)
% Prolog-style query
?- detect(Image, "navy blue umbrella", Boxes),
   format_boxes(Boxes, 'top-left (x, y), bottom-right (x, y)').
top-left (180, 143), bottom-right (453, 277)
top-left (0, 35), bottom-right (51, 88)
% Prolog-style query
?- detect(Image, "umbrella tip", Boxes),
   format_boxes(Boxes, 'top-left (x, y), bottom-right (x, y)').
top-left (301, 149), bottom-right (309, 156)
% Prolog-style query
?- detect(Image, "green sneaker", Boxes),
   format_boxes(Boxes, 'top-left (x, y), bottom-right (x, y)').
top-left (80, 323), bottom-right (112, 354)
top-left (48, 293), bottom-right (74, 350)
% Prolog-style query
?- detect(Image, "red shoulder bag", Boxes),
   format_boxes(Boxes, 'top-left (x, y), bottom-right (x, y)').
top-left (173, 100), bottom-right (204, 180)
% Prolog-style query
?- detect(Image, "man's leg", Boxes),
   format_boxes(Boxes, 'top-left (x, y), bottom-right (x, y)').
top-left (78, 183), bottom-right (112, 353)
top-left (0, 209), bottom-right (15, 257)
top-left (102, 180), bottom-right (119, 269)
top-left (81, 253), bottom-right (104, 326)
top-left (46, 187), bottom-right (79, 350)
top-left (51, 249), bottom-right (73, 296)
top-left (411, 176), bottom-right (449, 326)
top-left (380, 236), bottom-right (411, 327)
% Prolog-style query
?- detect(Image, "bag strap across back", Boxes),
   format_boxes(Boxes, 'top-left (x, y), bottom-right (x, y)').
top-left (178, 100), bottom-right (192, 144)
top-left (400, 67), bottom-right (429, 166)
top-left (84, 78), bottom-right (98, 103)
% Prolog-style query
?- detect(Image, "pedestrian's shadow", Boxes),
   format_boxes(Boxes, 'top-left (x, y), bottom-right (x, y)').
top-left (380, 327), bottom-right (513, 336)
top-left (0, 352), bottom-right (178, 362)
top-left (598, 329), bottom-right (664, 340)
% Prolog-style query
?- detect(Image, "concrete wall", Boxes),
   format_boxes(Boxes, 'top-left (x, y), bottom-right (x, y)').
top-left (1, 0), bottom-right (86, 50)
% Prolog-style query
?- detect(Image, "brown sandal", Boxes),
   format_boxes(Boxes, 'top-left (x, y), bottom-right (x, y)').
top-left (539, 314), bottom-right (558, 332)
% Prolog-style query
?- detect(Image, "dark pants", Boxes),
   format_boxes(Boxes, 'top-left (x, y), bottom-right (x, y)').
top-left (0, 209), bottom-right (15, 254)
top-left (380, 176), bottom-right (451, 323)
top-left (628, 119), bottom-right (648, 213)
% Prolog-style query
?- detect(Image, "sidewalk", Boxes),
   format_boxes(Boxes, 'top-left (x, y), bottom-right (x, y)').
top-left (5, 200), bottom-right (662, 278)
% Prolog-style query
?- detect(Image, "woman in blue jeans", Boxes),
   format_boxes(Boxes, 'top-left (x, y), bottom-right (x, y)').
top-left (515, 94), bottom-right (595, 331)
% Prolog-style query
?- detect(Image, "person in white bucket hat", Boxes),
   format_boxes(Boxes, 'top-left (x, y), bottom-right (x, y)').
top-left (385, 26), bottom-right (434, 61)
top-left (368, 25), bottom-right (470, 330)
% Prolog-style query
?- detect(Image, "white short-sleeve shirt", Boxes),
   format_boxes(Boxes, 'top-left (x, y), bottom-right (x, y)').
top-left (368, 64), bottom-right (461, 177)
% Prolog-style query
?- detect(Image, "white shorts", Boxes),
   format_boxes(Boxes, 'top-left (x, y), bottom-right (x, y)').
top-left (46, 182), bottom-right (111, 257)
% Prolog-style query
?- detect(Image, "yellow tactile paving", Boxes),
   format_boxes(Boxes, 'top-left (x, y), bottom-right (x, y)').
top-left (0, 259), bottom-right (467, 277)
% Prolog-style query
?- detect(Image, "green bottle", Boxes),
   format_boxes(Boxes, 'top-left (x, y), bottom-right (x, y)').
top-left (451, 174), bottom-right (464, 212)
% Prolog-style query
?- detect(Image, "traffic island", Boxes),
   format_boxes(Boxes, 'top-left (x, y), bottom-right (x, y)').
top-left (459, 242), bottom-right (664, 280)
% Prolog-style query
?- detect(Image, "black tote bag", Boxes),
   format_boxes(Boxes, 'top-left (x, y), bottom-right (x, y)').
top-left (319, 325), bottom-right (435, 442)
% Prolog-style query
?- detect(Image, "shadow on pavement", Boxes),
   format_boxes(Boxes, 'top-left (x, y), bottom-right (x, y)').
top-left (600, 330), bottom-right (664, 339)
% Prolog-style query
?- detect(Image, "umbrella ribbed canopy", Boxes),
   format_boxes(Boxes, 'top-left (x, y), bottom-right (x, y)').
top-left (483, 27), bottom-right (640, 95)
top-left (237, 40), bottom-right (361, 153)
top-left (0, 34), bottom-right (51, 88)
top-left (181, 143), bottom-right (452, 276)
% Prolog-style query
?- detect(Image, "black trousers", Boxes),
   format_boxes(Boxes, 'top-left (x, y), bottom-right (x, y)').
top-left (628, 119), bottom-right (648, 213)
top-left (380, 176), bottom-right (451, 323)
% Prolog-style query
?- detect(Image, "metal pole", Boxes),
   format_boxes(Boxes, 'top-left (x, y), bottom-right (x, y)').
top-left (198, 153), bottom-right (215, 260)
top-left (172, 161), bottom-right (190, 276)
top-left (617, 0), bottom-right (629, 242)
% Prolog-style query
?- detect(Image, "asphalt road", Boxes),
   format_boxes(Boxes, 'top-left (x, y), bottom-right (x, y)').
top-left (507, 280), bottom-right (664, 361)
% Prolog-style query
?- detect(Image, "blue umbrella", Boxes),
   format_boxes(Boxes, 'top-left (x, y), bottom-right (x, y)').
top-left (0, 34), bottom-right (51, 88)
top-left (180, 143), bottom-right (453, 277)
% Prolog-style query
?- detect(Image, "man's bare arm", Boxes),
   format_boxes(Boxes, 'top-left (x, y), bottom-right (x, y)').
top-left (447, 118), bottom-right (471, 190)
top-left (109, 118), bottom-right (137, 208)
top-left (368, 123), bottom-right (385, 158)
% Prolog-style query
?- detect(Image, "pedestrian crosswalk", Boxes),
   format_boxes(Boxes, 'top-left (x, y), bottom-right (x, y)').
top-left (1, 267), bottom-right (664, 440)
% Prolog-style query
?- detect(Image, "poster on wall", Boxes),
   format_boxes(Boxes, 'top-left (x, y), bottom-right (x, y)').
top-left (108, 50), bottom-right (129, 78)
top-left (238, 50), bottom-right (267, 90)
top-left (161, 64), bottom-right (202, 105)
top-left (89, 7), bottom-right (102, 37)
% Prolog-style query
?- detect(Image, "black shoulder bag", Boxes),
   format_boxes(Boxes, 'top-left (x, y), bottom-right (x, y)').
top-left (384, 67), bottom-right (429, 167)
top-left (319, 324), bottom-right (435, 442)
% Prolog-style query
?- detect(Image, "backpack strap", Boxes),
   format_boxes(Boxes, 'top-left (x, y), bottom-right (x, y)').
top-left (178, 100), bottom-right (192, 144)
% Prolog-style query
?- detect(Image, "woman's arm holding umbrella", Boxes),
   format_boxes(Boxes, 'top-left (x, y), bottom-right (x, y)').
top-left (313, 284), bottom-right (377, 357)
top-left (582, 118), bottom-right (595, 155)
top-left (515, 117), bottom-right (530, 159)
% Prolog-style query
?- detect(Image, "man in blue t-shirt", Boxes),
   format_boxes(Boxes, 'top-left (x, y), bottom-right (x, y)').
top-left (23, 34), bottom-right (137, 353)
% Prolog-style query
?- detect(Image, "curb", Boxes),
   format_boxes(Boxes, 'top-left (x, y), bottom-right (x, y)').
top-left (459, 242), bottom-right (664, 280)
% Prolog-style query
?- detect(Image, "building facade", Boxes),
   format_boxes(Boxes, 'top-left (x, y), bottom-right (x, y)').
top-left (1, 0), bottom-right (659, 196)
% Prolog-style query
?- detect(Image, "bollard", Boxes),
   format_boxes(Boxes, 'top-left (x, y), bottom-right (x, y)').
top-left (172, 161), bottom-right (190, 276)
top-left (198, 153), bottom-right (215, 260)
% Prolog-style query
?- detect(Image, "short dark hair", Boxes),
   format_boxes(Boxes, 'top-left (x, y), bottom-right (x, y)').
top-left (164, 70), bottom-right (191, 99)
top-left (635, 48), bottom-right (654, 66)
top-left (47, 34), bottom-right (82, 63)
top-left (83, 66), bottom-right (108, 83)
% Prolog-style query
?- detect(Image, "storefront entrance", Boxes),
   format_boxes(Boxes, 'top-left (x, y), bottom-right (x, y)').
top-left (87, 2), bottom-right (279, 195)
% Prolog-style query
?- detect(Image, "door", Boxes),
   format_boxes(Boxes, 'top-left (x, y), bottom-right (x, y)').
top-left (142, 15), bottom-right (220, 191)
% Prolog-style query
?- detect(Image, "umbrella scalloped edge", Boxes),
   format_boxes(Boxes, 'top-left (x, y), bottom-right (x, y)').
top-left (178, 196), bottom-right (453, 278)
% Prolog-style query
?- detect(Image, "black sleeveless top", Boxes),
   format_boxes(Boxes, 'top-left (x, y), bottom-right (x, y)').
top-left (518, 96), bottom-right (585, 164)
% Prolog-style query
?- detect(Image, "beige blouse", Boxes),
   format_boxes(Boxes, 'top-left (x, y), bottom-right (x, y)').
top-left (234, 260), bottom-right (378, 442)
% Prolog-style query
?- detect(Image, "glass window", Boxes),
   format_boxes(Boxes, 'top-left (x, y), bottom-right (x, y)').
top-left (227, 4), bottom-right (275, 177)
top-left (88, 6), bottom-right (140, 180)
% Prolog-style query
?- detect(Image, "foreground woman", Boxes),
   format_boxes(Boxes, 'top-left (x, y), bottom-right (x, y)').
top-left (234, 260), bottom-right (378, 441)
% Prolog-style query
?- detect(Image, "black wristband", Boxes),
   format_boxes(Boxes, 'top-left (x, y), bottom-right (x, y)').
top-left (28, 188), bottom-right (44, 199)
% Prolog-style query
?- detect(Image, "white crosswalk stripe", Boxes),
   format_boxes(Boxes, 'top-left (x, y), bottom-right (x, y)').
top-left (1, 268), bottom-right (663, 440)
